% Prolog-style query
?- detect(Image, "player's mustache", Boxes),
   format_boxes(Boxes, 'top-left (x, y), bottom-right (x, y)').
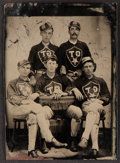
top-left (72, 33), bottom-right (78, 36)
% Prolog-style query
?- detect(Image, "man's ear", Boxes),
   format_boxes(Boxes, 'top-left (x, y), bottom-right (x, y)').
top-left (56, 63), bottom-right (58, 69)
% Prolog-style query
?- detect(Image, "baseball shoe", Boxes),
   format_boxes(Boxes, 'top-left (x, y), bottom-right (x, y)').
top-left (40, 138), bottom-right (49, 154)
top-left (89, 149), bottom-right (98, 158)
top-left (70, 140), bottom-right (78, 152)
top-left (90, 149), bottom-right (98, 158)
top-left (78, 137), bottom-right (88, 148)
top-left (51, 137), bottom-right (67, 147)
top-left (28, 150), bottom-right (39, 158)
top-left (70, 137), bottom-right (78, 152)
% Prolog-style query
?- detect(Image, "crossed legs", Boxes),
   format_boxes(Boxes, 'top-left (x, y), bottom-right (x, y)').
top-left (78, 99), bottom-right (104, 155)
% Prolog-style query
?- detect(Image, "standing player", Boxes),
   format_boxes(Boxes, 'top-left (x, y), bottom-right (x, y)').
top-left (58, 21), bottom-right (91, 82)
top-left (35, 55), bottom-right (83, 152)
top-left (71, 56), bottom-right (110, 157)
top-left (28, 22), bottom-right (58, 79)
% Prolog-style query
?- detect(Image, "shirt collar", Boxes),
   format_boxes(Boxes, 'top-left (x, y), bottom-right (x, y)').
top-left (18, 76), bottom-right (30, 82)
top-left (83, 74), bottom-right (95, 80)
top-left (42, 41), bottom-right (49, 47)
top-left (69, 39), bottom-right (78, 45)
top-left (41, 41), bottom-right (53, 48)
top-left (43, 72), bottom-right (59, 79)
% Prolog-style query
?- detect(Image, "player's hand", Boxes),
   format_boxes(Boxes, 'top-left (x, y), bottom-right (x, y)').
top-left (29, 76), bottom-right (36, 86)
top-left (52, 91), bottom-right (63, 100)
top-left (21, 99), bottom-right (31, 105)
top-left (95, 99), bottom-right (104, 104)
top-left (53, 89), bottom-right (68, 96)
top-left (61, 92), bottom-right (68, 96)
top-left (74, 69), bottom-right (82, 77)
top-left (53, 89), bottom-right (68, 100)
top-left (60, 65), bottom-right (66, 75)
top-left (53, 93), bottom-right (62, 100)
top-left (29, 93), bottom-right (39, 101)
top-left (72, 88), bottom-right (84, 101)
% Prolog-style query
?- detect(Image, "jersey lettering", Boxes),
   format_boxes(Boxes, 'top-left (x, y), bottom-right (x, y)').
top-left (66, 46), bottom-right (83, 67)
top-left (76, 51), bottom-right (81, 57)
top-left (38, 47), bottom-right (56, 64)
top-left (69, 51), bottom-right (74, 58)
top-left (17, 82), bottom-right (32, 97)
top-left (44, 81), bottom-right (62, 95)
top-left (46, 86), bottom-right (53, 95)
top-left (82, 81), bottom-right (100, 98)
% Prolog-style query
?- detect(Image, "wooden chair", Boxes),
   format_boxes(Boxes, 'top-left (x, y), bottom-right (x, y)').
top-left (10, 118), bottom-right (27, 152)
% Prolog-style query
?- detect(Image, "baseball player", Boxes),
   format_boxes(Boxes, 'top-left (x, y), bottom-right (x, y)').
top-left (28, 22), bottom-right (58, 79)
top-left (70, 56), bottom-right (110, 157)
top-left (35, 55), bottom-right (83, 152)
top-left (57, 21), bottom-right (91, 82)
top-left (7, 60), bottom-right (66, 158)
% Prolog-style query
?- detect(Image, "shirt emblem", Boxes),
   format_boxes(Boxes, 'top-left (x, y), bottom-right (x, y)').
top-left (44, 81), bottom-right (62, 95)
top-left (38, 47), bottom-right (56, 64)
top-left (82, 81), bottom-right (100, 98)
top-left (66, 46), bottom-right (83, 67)
top-left (17, 82), bottom-right (32, 97)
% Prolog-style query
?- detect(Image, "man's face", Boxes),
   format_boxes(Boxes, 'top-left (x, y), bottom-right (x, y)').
top-left (69, 26), bottom-right (80, 40)
top-left (46, 59), bottom-right (58, 73)
top-left (82, 62), bottom-right (94, 77)
top-left (18, 64), bottom-right (31, 77)
top-left (40, 29), bottom-right (53, 43)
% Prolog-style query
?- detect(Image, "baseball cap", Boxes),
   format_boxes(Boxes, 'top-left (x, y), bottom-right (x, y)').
top-left (17, 59), bottom-right (30, 67)
top-left (40, 22), bottom-right (53, 32)
top-left (45, 55), bottom-right (58, 63)
top-left (82, 57), bottom-right (96, 72)
top-left (82, 57), bottom-right (95, 66)
top-left (69, 21), bottom-right (81, 30)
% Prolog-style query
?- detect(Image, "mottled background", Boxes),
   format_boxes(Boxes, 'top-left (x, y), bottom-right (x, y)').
top-left (5, 16), bottom-right (111, 128)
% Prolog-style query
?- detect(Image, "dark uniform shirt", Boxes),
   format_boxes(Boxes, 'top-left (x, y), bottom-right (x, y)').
top-left (28, 42), bottom-right (58, 72)
top-left (57, 40), bottom-right (91, 72)
top-left (35, 73), bottom-right (71, 95)
top-left (73, 75), bottom-right (110, 106)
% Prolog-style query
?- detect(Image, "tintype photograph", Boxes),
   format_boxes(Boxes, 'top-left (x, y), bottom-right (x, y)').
top-left (4, 2), bottom-right (117, 160)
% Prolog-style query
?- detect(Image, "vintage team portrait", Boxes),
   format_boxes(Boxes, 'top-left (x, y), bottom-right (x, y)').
top-left (4, 3), bottom-right (116, 160)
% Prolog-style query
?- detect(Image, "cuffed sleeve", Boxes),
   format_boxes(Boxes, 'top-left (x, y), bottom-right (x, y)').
top-left (99, 79), bottom-right (111, 106)
top-left (7, 81), bottom-right (26, 105)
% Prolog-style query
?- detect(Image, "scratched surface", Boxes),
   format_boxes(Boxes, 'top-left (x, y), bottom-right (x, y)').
top-left (5, 16), bottom-right (111, 128)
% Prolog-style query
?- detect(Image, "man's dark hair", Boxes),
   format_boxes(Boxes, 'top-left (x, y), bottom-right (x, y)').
top-left (82, 60), bottom-right (96, 72)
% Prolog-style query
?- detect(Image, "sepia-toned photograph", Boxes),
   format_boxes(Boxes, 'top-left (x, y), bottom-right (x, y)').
top-left (4, 2), bottom-right (116, 160)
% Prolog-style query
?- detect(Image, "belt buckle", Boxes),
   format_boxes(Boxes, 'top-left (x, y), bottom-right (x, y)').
top-left (74, 71), bottom-right (78, 77)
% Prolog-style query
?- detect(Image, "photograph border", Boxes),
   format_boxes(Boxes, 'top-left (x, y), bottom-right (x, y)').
top-left (0, 0), bottom-right (119, 162)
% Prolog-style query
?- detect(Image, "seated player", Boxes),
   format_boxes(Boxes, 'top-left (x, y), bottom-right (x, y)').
top-left (70, 56), bottom-right (110, 157)
top-left (35, 55), bottom-right (83, 152)
top-left (7, 60), bottom-right (66, 158)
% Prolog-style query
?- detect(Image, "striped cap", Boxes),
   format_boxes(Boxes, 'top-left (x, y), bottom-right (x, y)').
top-left (40, 22), bottom-right (53, 32)
top-left (82, 57), bottom-right (95, 65)
top-left (17, 60), bottom-right (30, 67)
top-left (69, 21), bottom-right (80, 30)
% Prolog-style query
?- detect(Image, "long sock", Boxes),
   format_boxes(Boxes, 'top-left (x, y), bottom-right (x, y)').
top-left (28, 124), bottom-right (38, 151)
top-left (36, 114), bottom-right (53, 143)
top-left (91, 124), bottom-right (99, 151)
top-left (82, 112), bottom-right (99, 140)
top-left (71, 118), bottom-right (81, 137)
